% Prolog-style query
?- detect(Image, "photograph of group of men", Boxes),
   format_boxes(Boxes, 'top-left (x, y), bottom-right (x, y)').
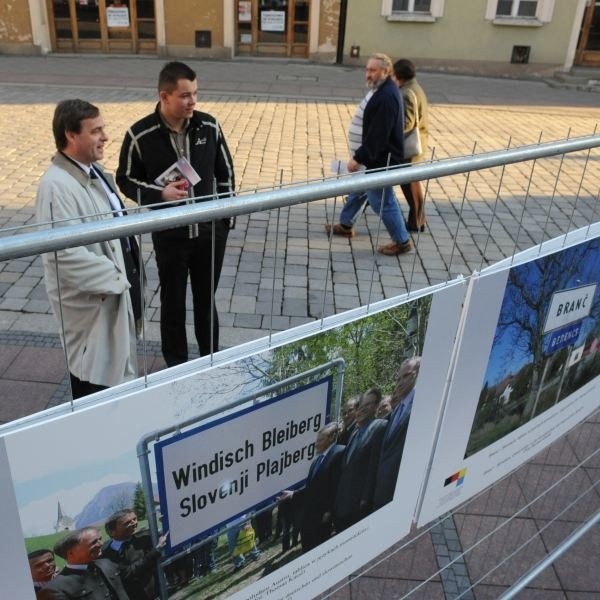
top-left (279, 355), bottom-right (419, 551)
top-left (28, 355), bottom-right (420, 599)
top-left (29, 509), bottom-right (165, 599)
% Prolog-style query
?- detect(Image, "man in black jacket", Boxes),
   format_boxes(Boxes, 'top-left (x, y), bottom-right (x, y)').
top-left (117, 61), bottom-right (236, 366)
top-left (102, 509), bottom-right (167, 600)
top-left (278, 422), bottom-right (345, 552)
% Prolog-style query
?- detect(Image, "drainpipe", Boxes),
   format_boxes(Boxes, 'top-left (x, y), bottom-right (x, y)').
top-left (336, 0), bottom-right (348, 64)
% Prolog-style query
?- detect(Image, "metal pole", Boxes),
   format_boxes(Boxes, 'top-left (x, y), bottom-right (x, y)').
top-left (499, 509), bottom-right (600, 600)
top-left (2, 137), bottom-right (598, 263)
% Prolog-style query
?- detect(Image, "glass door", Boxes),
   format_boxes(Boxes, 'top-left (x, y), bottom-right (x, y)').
top-left (576, 1), bottom-right (600, 66)
top-left (257, 0), bottom-right (289, 56)
top-left (47, 0), bottom-right (156, 54)
top-left (236, 0), bottom-right (309, 57)
top-left (75, 0), bottom-right (102, 51)
top-left (290, 0), bottom-right (309, 57)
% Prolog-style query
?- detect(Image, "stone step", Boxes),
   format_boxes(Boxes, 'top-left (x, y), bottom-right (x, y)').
top-left (546, 67), bottom-right (600, 92)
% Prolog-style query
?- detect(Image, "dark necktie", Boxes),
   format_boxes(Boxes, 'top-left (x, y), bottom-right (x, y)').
top-left (309, 454), bottom-right (325, 480)
top-left (90, 167), bottom-right (142, 322)
top-left (385, 403), bottom-right (405, 445)
top-left (345, 427), bottom-right (364, 465)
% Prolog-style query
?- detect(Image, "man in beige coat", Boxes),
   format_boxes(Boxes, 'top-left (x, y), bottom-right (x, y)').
top-left (36, 99), bottom-right (139, 398)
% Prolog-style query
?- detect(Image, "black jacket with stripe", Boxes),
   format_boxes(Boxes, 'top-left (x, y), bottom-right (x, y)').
top-left (117, 104), bottom-right (235, 240)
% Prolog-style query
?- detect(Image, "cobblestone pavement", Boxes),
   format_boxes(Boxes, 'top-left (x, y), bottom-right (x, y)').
top-left (0, 53), bottom-right (599, 600)
top-left (1, 56), bottom-right (599, 353)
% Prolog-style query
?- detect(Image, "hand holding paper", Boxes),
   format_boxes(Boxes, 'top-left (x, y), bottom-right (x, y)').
top-left (162, 179), bottom-right (190, 202)
top-left (331, 158), bottom-right (366, 175)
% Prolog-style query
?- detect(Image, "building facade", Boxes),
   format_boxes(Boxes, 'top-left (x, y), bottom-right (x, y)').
top-left (0, 0), bottom-right (598, 74)
top-left (1, 0), bottom-right (340, 61)
top-left (343, 0), bottom-right (600, 76)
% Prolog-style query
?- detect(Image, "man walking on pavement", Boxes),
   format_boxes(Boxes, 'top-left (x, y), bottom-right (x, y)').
top-left (117, 61), bottom-right (236, 367)
top-left (325, 53), bottom-right (412, 256)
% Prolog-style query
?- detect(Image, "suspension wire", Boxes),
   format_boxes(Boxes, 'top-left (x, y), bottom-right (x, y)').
top-left (397, 444), bottom-right (600, 599)
top-left (269, 170), bottom-right (284, 344)
top-left (322, 163), bottom-right (342, 327)
top-left (210, 180), bottom-right (217, 364)
top-left (538, 128), bottom-right (570, 256)
top-left (510, 131), bottom-right (544, 266)
top-left (479, 137), bottom-right (511, 272)
top-left (49, 202), bottom-right (75, 411)
top-left (465, 482), bottom-right (600, 599)
top-left (366, 155), bottom-right (392, 313)
top-left (323, 427), bottom-right (600, 600)
top-left (562, 124), bottom-right (598, 248)
top-left (586, 186), bottom-right (600, 237)
top-left (446, 141), bottom-right (477, 281)
top-left (136, 187), bottom-right (149, 387)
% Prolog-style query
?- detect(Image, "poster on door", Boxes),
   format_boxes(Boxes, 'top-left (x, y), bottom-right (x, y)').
top-left (107, 7), bottom-right (130, 28)
top-left (261, 10), bottom-right (286, 32)
top-left (239, 1), bottom-right (251, 22)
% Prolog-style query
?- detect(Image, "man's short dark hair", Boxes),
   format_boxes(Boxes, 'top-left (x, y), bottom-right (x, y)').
top-left (393, 59), bottom-right (416, 82)
top-left (52, 99), bottom-right (100, 151)
top-left (28, 548), bottom-right (54, 560)
top-left (105, 508), bottom-right (135, 535)
top-left (53, 527), bottom-right (98, 560)
top-left (158, 61), bottom-right (197, 93)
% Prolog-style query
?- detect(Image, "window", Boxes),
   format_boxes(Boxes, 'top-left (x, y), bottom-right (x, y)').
top-left (496, 0), bottom-right (537, 18)
top-left (382, 0), bottom-right (444, 20)
top-left (392, 0), bottom-right (431, 12)
top-left (485, 0), bottom-right (555, 24)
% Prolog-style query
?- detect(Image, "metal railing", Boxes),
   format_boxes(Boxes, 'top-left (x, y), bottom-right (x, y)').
top-left (1, 136), bottom-right (598, 261)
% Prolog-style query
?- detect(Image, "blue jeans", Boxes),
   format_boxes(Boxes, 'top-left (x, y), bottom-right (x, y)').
top-left (339, 192), bottom-right (368, 227)
top-left (339, 187), bottom-right (409, 244)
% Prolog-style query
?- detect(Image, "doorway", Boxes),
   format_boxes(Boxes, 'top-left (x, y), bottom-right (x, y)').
top-left (236, 0), bottom-right (309, 58)
top-left (575, 1), bottom-right (600, 66)
top-left (47, 0), bottom-right (157, 54)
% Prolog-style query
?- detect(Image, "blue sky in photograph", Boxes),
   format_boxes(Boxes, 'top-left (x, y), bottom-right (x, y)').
top-left (482, 240), bottom-right (600, 388)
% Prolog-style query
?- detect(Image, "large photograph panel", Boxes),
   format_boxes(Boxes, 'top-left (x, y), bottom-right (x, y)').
top-left (419, 236), bottom-right (600, 526)
top-left (1, 281), bottom-right (465, 599)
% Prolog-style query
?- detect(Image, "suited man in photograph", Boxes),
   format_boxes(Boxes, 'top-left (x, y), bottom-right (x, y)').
top-left (279, 422), bottom-right (344, 552)
top-left (103, 508), bottom-right (167, 599)
top-left (338, 395), bottom-right (359, 446)
top-left (39, 527), bottom-right (130, 600)
top-left (334, 388), bottom-right (387, 531)
top-left (372, 356), bottom-right (421, 510)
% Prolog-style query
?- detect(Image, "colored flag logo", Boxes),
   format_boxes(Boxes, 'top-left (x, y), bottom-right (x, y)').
top-left (444, 468), bottom-right (467, 487)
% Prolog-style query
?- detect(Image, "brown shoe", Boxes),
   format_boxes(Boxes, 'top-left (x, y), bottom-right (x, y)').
top-left (378, 240), bottom-right (413, 256)
top-left (325, 223), bottom-right (356, 238)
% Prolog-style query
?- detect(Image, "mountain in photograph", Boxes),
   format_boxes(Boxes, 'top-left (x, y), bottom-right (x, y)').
top-left (75, 482), bottom-right (137, 528)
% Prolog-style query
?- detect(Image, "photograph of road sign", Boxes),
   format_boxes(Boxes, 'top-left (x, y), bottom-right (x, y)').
top-left (419, 235), bottom-right (600, 525)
